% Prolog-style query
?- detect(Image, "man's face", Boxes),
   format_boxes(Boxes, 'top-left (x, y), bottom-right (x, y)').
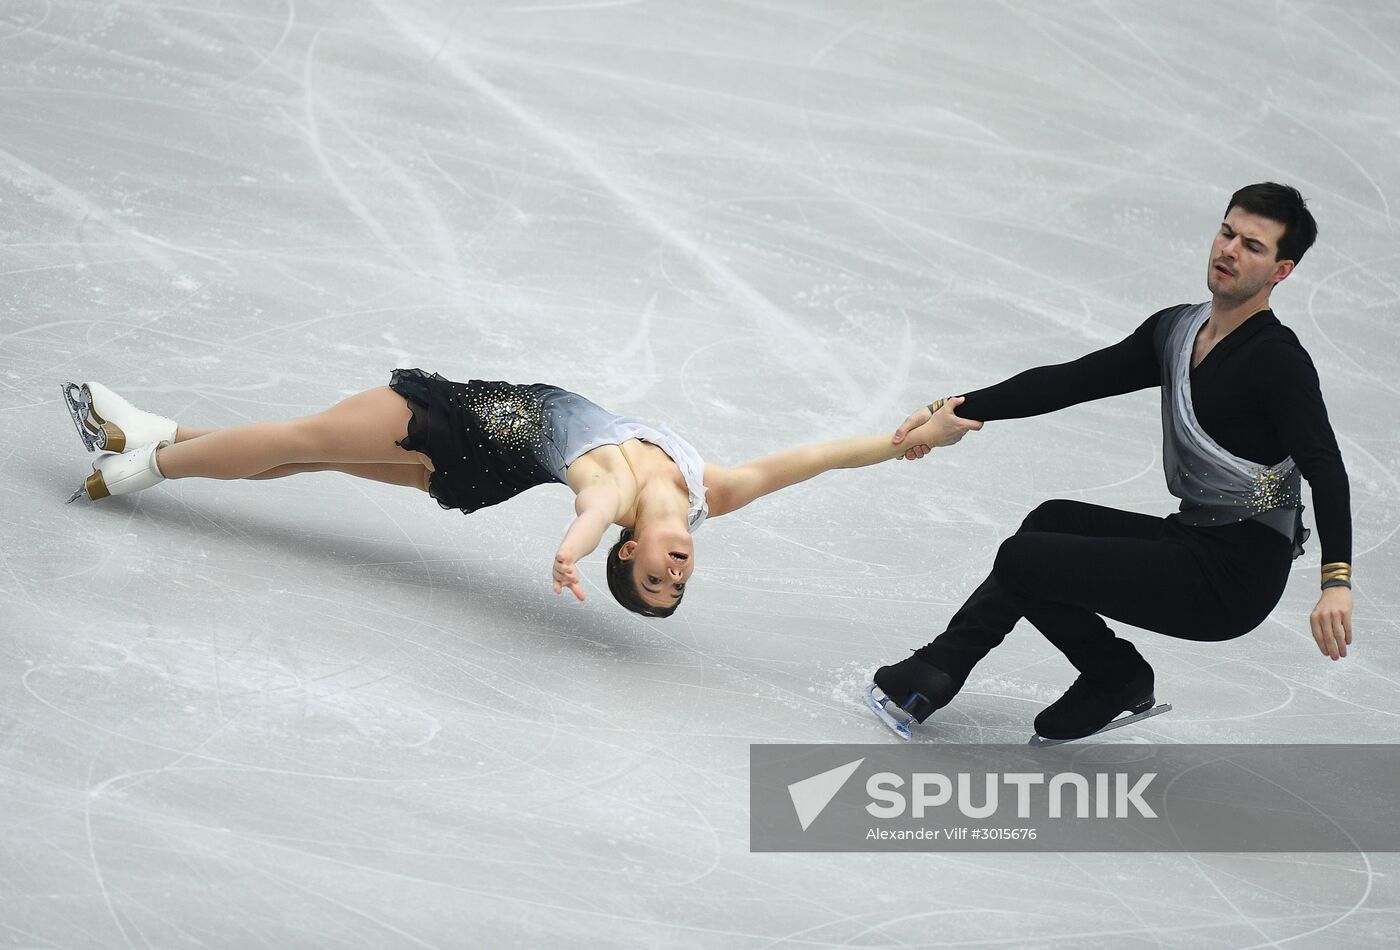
top-left (1207, 207), bottom-right (1294, 303)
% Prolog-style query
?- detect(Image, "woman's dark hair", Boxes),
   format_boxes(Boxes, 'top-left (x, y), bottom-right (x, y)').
top-left (605, 527), bottom-right (681, 618)
top-left (1226, 182), bottom-right (1318, 265)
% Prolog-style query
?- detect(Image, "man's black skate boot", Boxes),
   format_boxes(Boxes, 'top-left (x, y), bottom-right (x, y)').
top-left (872, 654), bottom-right (960, 724)
top-left (1034, 665), bottom-right (1155, 741)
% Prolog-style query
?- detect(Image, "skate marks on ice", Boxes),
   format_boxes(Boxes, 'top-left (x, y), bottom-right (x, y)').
top-left (4, 0), bottom-right (1400, 945)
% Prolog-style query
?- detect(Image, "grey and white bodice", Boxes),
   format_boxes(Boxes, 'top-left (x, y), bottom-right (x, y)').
top-left (539, 389), bottom-right (709, 532)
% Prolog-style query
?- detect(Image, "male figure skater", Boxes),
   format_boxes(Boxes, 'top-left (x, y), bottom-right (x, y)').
top-left (870, 182), bottom-right (1353, 742)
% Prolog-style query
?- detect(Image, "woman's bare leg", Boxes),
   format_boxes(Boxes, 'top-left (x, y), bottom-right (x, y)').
top-left (173, 416), bottom-right (427, 485)
top-left (175, 423), bottom-right (427, 485)
top-left (170, 410), bottom-right (429, 489)
top-left (155, 387), bottom-right (428, 481)
top-left (248, 461), bottom-right (430, 491)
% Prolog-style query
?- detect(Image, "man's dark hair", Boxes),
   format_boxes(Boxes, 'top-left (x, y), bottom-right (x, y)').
top-left (605, 527), bottom-right (680, 618)
top-left (1226, 182), bottom-right (1318, 264)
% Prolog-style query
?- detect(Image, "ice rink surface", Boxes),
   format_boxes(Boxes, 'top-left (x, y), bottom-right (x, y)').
top-left (3, 1), bottom-right (1399, 946)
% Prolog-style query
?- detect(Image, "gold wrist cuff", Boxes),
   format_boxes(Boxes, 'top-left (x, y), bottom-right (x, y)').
top-left (1321, 562), bottom-right (1351, 571)
top-left (927, 398), bottom-right (948, 414)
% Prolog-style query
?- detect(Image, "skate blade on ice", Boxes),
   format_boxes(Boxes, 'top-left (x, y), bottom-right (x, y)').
top-left (60, 382), bottom-right (105, 452)
top-left (66, 472), bottom-right (102, 504)
top-left (1028, 703), bottom-right (1172, 747)
top-left (865, 684), bottom-right (915, 740)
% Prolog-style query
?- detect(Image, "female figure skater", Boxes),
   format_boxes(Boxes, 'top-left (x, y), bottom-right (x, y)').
top-left (62, 370), bottom-right (981, 616)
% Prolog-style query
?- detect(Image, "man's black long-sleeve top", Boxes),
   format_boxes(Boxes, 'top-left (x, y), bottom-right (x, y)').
top-left (954, 306), bottom-right (1352, 565)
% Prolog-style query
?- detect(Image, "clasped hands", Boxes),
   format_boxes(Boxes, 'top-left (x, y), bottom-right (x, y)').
top-left (890, 394), bottom-right (984, 460)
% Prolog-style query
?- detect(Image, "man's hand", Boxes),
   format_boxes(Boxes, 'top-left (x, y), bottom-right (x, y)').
top-left (891, 395), bottom-right (984, 460)
top-left (1310, 586), bottom-right (1352, 659)
top-left (553, 551), bottom-right (585, 602)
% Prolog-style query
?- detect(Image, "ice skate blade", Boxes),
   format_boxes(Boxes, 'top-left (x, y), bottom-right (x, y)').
top-left (865, 684), bottom-right (914, 740)
top-left (60, 382), bottom-right (104, 452)
top-left (65, 485), bottom-right (87, 504)
top-left (1028, 703), bottom-right (1172, 747)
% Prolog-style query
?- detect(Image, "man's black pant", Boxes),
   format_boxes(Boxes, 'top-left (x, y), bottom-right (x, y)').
top-left (920, 500), bottom-right (1295, 685)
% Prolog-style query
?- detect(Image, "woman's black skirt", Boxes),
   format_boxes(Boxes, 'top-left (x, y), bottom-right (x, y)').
top-left (388, 368), bottom-right (564, 514)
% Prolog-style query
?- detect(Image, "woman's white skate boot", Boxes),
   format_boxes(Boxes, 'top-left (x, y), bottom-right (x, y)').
top-left (66, 441), bottom-right (170, 503)
top-left (60, 382), bottom-right (178, 453)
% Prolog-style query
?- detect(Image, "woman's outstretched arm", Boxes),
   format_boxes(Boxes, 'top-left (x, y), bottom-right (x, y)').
top-left (705, 397), bottom-right (981, 518)
top-left (553, 484), bottom-right (624, 601)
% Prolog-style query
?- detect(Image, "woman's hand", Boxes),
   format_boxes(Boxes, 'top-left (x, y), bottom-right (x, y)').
top-left (1310, 586), bottom-right (1353, 660)
top-left (891, 395), bottom-right (983, 460)
top-left (553, 551), bottom-right (585, 602)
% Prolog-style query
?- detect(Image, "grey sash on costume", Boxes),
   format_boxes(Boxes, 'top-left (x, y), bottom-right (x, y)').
top-left (1158, 302), bottom-right (1308, 557)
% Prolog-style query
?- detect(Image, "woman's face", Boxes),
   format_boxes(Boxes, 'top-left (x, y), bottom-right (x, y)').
top-left (620, 531), bottom-right (694, 610)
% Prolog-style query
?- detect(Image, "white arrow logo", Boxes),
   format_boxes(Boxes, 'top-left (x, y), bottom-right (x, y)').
top-left (787, 758), bottom-right (865, 831)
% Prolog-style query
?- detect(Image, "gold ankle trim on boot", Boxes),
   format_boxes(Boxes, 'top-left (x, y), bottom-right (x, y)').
top-left (100, 421), bottom-right (126, 453)
top-left (84, 471), bottom-right (110, 501)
